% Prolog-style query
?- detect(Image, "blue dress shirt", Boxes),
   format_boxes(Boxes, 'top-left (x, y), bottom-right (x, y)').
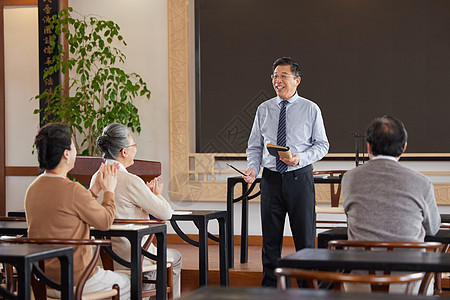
top-left (246, 93), bottom-right (329, 173)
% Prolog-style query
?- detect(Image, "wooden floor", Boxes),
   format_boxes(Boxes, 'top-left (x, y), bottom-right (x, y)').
top-left (173, 242), bottom-right (296, 294)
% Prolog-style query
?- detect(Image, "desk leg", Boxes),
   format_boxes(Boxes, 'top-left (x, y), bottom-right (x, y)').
top-left (155, 232), bottom-right (167, 300)
top-left (198, 218), bottom-right (208, 286)
top-left (17, 262), bottom-right (29, 300)
top-left (59, 254), bottom-right (74, 300)
top-left (226, 179), bottom-right (234, 268)
top-left (240, 183), bottom-right (248, 263)
top-left (218, 216), bottom-right (229, 286)
top-left (130, 236), bottom-right (142, 300)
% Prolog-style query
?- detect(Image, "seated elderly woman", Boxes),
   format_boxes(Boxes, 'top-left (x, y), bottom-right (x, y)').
top-left (25, 123), bottom-right (130, 299)
top-left (91, 123), bottom-right (182, 298)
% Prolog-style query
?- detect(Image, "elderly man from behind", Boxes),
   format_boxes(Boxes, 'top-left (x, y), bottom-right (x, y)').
top-left (343, 115), bottom-right (440, 243)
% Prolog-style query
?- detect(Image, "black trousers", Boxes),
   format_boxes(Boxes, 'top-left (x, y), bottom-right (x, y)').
top-left (260, 165), bottom-right (316, 287)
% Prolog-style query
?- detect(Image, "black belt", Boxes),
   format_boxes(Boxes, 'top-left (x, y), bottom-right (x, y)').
top-left (263, 164), bottom-right (313, 178)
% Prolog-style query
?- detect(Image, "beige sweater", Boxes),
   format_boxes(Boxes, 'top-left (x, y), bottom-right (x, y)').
top-left (91, 160), bottom-right (173, 268)
top-left (25, 173), bottom-right (115, 284)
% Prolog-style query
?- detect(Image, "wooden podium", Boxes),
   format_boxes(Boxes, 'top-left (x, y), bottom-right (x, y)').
top-left (69, 156), bottom-right (161, 186)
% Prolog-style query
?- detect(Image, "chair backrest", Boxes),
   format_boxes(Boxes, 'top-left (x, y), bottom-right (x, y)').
top-left (0, 237), bottom-right (119, 300)
top-left (69, 156), bottom-right (161, 186)
top-left (0, 216), bottom-right (26, 222)
top-left (274, 267), bottom-right (424, 294)
top-left (327, 240), bottom-right (442, 294)
top-left (439, 223), bottom-right (450, 253)
top-left (328, 240), bottom-right (443, 252)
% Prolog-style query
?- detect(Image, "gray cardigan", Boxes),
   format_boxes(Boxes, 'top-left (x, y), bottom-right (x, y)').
top-left (342, 158), bottom-right (440, 242)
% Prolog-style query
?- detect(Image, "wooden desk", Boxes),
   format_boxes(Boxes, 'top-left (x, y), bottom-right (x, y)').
top-left (0, 220), bottom-right (28, 236)
top-left (170, 210), bottom-right (229, 286)
top-left (180, 286), bottom-right (449, 300)
top-left (278, 248), bottom-right (450, 273)
top-left (7, 211), bottom-right (26, 218)
top-left (0, 243), bottom-right (73, 300)
top-left (317, 227), bottom-right (450, 249)
top-left (227, 175), bottom-right (343, 267)
top-left (317, 227), bottom-right (348, 248)
top-left (91, 224), bottom-right (167, 300)
top-left (441, 214), bottom-right (450, 223)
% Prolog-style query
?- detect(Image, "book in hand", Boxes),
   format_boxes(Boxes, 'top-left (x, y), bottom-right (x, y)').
top-left (266, 143), bottom-right (292, 159)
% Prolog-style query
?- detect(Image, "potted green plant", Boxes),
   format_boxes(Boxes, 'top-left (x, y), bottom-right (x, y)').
top-left (34, 7), bottom-right (151, 155)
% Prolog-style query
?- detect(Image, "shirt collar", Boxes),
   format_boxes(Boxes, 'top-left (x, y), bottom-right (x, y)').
top-left (105, 158), bottom-right (128, 173)
top-left (372, 155), bottom-right (398, 162)
top-left (42, 171), bottom-right (68, 180)
top-left (276, 92), bottom-right (299, 106)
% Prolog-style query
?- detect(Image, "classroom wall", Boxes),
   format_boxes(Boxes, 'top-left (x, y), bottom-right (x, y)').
top-left (69, 0), bottom-right (171, 194)
top-left (4, 5), bottom-right (40, 213)
top-left (4, 0), bottom-right (450, 237)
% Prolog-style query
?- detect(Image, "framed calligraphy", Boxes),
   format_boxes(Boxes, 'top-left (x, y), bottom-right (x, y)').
top-left (38, 0), bottom-right (59, 124)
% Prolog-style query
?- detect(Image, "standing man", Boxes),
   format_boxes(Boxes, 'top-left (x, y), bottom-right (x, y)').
top-left (343, 116), bottom-right (440, 242)
top-left (244, 57), bottom-right (329, 287)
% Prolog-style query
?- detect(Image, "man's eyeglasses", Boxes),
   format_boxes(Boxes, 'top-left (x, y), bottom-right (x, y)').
top-left (270, 74), bottom-right (297, 80)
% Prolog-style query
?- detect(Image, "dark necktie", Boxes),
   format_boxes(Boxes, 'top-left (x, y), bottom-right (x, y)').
top-left (276, 101), bottom-right (288, 173)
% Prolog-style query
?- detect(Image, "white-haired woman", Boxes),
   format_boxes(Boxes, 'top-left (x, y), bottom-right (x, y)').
top-left (91, 123), bottom-right (182, 298)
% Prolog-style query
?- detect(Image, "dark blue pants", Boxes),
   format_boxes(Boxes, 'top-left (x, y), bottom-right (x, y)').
top-left (260, 166), bottom-right (316, 287)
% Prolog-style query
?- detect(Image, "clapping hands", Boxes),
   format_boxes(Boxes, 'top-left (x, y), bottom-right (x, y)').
top-left (91, 163), bottom-right (120, 194)
top-left (147, 177), bottom-right (164, 195)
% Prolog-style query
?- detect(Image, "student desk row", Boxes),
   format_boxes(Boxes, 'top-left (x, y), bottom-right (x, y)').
top-left (278, 247), bottom-right (450, 273)
top-left (170, 210), bottom-right (229, 286)
top-left (227, 175), bottom-right (342, 267)
top-left (317, 227), bottom-right (450, 249)
top-left (180, 286), bottom-right (450, 300)
top-left (0, 220), bottom-right (167, 300)
top-left (0, 243), bottom-right (73, 300)
top-left (6, 209), bottom-right (231, 287)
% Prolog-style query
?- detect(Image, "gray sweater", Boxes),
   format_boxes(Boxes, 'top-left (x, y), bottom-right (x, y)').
top-left (342, 158), bottom-right (440, 242)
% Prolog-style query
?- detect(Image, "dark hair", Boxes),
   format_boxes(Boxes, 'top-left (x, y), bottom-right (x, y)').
top-left (365, 115), bottom-right (408, 157)
top-left (97, 123), bottom-right (130, 159)
top-left (272, 57), bottom-right (301, 77)
top-left (34, 123), bottom-right (72, 170)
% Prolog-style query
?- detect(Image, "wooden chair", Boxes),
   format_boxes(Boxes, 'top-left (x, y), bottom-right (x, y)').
top-left (100, 219), bottom-right (174, 299)
top-left (439, 222), bottom-right (450, 256)
top-left (0, 237), bottom-right (120, 300)
top-left (328, 240), bottom-right (443, 294)
top-left (440, 223), bottom-right (450, 253)
top-left (0, 216), bottom-right (26, 222)
top-left (274, 267), bottom-right (424, 294)
top-left (0, 216), bottom-right (27, 294)
top-left (436, 223), bottom-right (450, 291)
